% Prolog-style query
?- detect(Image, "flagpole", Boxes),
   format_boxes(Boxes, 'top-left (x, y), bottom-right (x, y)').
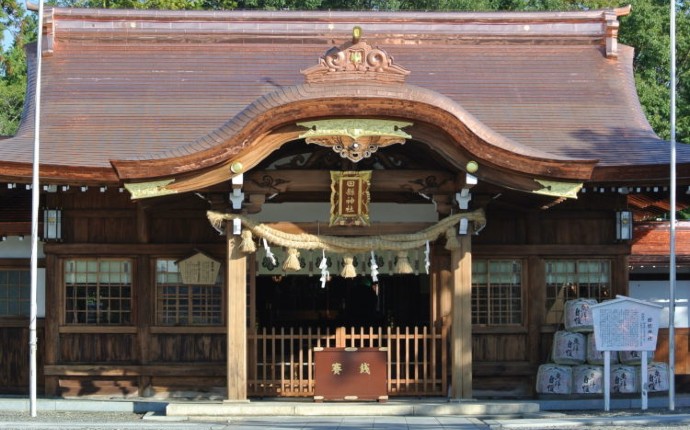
top-left (668, 0), bottom-right (677, 412)
top-left (29, 0), bottom-right (45, 418)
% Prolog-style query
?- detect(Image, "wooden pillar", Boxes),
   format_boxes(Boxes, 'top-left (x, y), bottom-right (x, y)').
top-left (43, 254), bottom-right (59, 396)
top-left (450, 234), bottom-right (472, 399)
top-left (226, 235), bottom-right (247, 401)
top-left (136, 255), bottom-right (152, 396)
top-left (527, 256), bottom-right (545, 384)
top-left (432, 245), bottom-right (452, 329)
top-left (612, 254), bottom-right (630, 297)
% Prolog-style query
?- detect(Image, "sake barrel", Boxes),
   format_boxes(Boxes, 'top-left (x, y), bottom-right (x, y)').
top-left (564, 298), bottom-right (597, 332)
top-left (536, 364), bottom-right (572, 395)
top-left (552, 331), bottom-right (586, 365)
top-left (641, 362), bottom-right (669, 392)
top-left (572, 365), bottom-right (603, 394)
top-left (586, 333), bottom-right (619, 365)
top-left (611, 365), bottom-right (637, 394)
top-left (619, 350), bottom-right (655, 365)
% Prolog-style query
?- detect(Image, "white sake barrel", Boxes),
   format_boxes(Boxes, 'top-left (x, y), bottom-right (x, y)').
top-left (536, 364), bottom-right (572, 395)
top-left (572, 365), bottom-right (603, 394)
top-left (552, 331), bottom-right (586, 365)
top-left (619, 350), bottom-right (655, 365)
top-left (641, 362), bottom-right (669, 392)
top-left (611, 365), bottom-right (637, 393)
top-left (586, 333), bottom-right (619, 365)
top-left (564, 298), bottom-right (597, 332)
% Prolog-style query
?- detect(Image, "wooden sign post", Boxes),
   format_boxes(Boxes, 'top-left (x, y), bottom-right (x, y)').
top-left (591, 296), bottom-right (662, 411)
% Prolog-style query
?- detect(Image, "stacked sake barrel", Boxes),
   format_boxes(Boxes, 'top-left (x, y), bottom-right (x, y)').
top-left (536, 298), bottom-right (668, 395)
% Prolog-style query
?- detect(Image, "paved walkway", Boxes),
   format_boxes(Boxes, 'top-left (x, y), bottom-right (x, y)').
top-left (2, 395), bottom-right (690, 429)
top-left (3, 412), bottom-right (690, 429)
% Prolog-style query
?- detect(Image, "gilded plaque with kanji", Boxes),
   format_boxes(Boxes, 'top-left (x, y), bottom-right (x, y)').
top-left (330, 171), bottom-right (371, 227)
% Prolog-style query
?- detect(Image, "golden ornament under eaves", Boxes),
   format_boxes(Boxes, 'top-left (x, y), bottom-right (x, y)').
top-left (298, 119), bottom-right (412, 163)
top-left (534, 179), bottom-right (583, 199)
top-left (124, 179), bottom-right (177, 199)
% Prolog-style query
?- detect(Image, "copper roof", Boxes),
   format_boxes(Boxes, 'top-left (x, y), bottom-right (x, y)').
top-left (1, 7), bottom-right (688, 185)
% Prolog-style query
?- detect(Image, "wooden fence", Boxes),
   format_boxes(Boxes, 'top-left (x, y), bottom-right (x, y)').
top-left (248, 325), bottom-right (448, 397)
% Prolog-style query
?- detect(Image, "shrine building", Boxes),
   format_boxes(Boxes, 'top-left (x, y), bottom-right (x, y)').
top-left (1, 6), bottom-right (690, 399)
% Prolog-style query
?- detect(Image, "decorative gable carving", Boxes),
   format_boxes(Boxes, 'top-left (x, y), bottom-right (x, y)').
top-left (302, 27), bottom-right (410, 84)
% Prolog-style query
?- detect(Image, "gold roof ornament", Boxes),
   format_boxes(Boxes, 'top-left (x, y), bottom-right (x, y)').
top-left (124, 179), bottom-right (177, 199)
top-left (534, 179), bottom-right (583, 199)
top-left (352, 26), bottom-right (362, 44)
top-left (298, 119), bottom-right (412, 163)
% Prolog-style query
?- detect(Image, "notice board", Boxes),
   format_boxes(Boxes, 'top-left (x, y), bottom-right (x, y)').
top-left (591, 295), bottom-right (661, 351)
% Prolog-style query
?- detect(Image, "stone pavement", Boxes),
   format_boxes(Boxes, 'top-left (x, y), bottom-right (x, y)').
top-left (2, 395), bottom-right (690, 429)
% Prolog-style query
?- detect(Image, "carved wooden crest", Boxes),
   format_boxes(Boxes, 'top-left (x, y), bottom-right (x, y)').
top-left (302, 27), bottom-right (410, 84)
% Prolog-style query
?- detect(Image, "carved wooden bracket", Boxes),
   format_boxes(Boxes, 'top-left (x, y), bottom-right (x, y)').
top-left (301, 28), bottom-right (410, 84)
top-left (248, 174), bottom-right (291, 194)
top-left (403, 174), bottom-right (453, 195)
top-left (246, 193), bottom-right (267, 214)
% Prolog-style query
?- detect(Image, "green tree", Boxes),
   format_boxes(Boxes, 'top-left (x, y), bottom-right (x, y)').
top-left (0, 0), bottom-right (35, 135)
top-left (618, 0), bottom-right (689, 143)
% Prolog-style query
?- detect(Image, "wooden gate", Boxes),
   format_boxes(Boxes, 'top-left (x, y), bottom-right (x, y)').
top-left (248, 325), bottom-right (448, 397)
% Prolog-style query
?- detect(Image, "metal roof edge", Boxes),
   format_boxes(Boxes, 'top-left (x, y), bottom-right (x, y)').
top-left (47, 6), bottom-right (623, 43)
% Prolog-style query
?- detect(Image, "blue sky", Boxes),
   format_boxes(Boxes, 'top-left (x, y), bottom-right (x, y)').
top-left (2, 29), bottom-right (10, 51)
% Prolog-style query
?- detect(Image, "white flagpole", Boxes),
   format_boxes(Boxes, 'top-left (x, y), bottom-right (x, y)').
top-left (29, 0), bottom-right (45, 418)
top-left (668, 0), bottom-right (677, 412)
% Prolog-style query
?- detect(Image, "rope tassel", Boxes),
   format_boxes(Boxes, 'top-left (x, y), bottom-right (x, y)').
top-left (282, 248), bottom-right (302, 272)
top-left (341, 254), bottom-right (357, 278)
top-left (395, 251), bottom-right (414, 274)
top-left (239, 230), bottom-right (257, 253)
top-left (445, 227), bottom-right (460, 250)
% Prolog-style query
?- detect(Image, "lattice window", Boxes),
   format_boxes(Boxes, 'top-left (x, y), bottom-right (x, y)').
top-left (472, 259), bottom-right (523, 325)
top-left (155, 259), bottom-right (223, 326)
top-left (0, 269), bottom-right (30, 317)
top-left (545, 259), bottom-right (612, 324)
top-left (65, 259), bottom-right (132, 325)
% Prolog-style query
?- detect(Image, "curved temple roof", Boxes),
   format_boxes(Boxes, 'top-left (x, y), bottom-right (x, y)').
top-left (1, 6), bottom-right (689, 188)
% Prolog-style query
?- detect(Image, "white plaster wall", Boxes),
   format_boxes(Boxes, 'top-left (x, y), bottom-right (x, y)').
top-left (253, 202), bottom-right (439, 223)
top-left (0, 236), bottom-right (46, 317)
top-left (629, 280), bottom-right (690, 328)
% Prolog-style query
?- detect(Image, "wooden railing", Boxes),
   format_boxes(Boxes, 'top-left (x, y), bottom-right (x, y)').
top-left (248, 325), bottom-right (448, 397)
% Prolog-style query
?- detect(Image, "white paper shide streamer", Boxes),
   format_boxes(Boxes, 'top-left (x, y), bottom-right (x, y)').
top-left (370, 250), bottom-right (379, 282)
top-left (263, 238), bottom-right (277, 266)
top-left (319, 250), bottom-right (329, 289)
top-left (424, 241), bottom-right (431, 274)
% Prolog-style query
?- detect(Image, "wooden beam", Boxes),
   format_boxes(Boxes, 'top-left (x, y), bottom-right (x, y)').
top-left (0, 222), bottom-right (32, 235)
top-left (226, 235), bottom-right (247, 401)
top-left (474, 244), bottom-right (630, 256)
top-left (44, 243), bottom-right (226, 256)
top-left (260, 222), bottom-right (434, 236)
top-left (245, 170), bottom-right (456, 194)
top-left (451, 234), bottom-right (472, 399)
